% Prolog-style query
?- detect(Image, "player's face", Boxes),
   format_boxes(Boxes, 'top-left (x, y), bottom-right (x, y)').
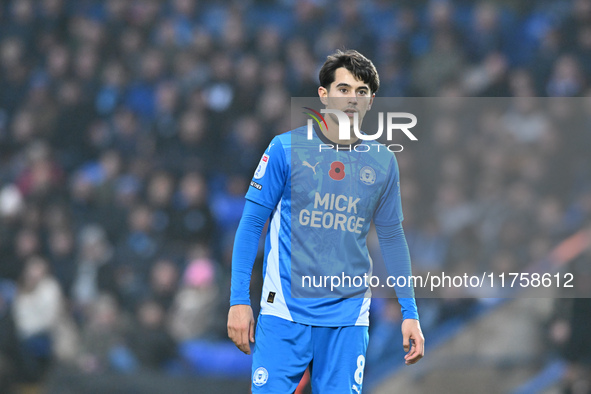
top-left (319, 67), bottom-right (374, 131)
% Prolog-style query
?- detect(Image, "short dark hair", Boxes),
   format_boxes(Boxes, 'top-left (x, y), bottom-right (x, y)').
top-left (319, 49), bottom-right (380, 94)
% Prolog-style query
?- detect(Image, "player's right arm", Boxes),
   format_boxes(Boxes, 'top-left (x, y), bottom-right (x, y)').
top-left (228, 200), bottom-right (272, 354)
top-left (228, 137), bottom-right (287, 354)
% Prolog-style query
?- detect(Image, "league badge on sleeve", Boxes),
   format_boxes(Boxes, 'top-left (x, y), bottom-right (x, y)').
top-left (254, 154), bottom-right (269, 179)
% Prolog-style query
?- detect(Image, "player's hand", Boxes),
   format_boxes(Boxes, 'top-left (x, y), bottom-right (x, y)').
top-left (227, 304), bottom-right (255, 355)
top-left (402, 318), bottom-right (424, 365)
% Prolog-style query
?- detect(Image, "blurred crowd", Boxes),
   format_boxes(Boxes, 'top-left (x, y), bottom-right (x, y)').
top-left (0, 0), bottom-right (590, 391)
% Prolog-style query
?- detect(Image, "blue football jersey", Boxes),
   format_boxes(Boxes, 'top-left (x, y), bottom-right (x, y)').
top-left (246, 126), bottom-right (404, 327)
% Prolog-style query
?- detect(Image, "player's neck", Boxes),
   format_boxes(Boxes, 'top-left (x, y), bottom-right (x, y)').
top-left (321, 118), bottom-right (359, 145)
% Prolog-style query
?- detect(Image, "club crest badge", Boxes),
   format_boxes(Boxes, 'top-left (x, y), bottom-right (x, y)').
top-left (253, 367), bottom-right (269, 386)
top-left (360, 166), bottom-right (376, 185)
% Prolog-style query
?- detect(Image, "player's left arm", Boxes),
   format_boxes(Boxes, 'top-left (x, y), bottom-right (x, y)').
top-left (375, 222), bottom-right (425, 365)
top-left (373, 154), bottom-right (424, 364)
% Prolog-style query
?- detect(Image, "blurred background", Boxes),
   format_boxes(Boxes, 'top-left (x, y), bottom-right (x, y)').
top-left (0, 0), bottom-right (590, 393)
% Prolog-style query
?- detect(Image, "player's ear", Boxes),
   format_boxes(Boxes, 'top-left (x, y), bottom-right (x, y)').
top-left (318, 86), bottom-right (328, 105)
top-left (368, 93), bottom-right (375, 110)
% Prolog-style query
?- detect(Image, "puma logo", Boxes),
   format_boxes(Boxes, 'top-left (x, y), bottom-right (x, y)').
top-left (302, 161), bottom-right (319, 174)
top-left (352, 384), bottom-right (360, 393)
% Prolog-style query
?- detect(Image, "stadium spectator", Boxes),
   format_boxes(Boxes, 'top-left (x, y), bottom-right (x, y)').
top-left (47, 226), bottom-right (76, 296)
top-left (0, 282), bottom-right (21, 389)
top-left (172, 171), bottom-right (215, 245)
top-left (127, 299), bottom-right (177, 370)
top-left (12, 256), bottom-right (78, 374)
top-left (149, 258), bottom-right (180, 312)
top-left (145, 170), bottom-right (176, 242)
top-left (168, 256), bottom-right (218, 341)
top-left (77, 294), bottom-right (128, 374)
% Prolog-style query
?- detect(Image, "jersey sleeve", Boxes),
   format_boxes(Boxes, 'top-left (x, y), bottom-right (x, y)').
top-left (375, 222), bottom-right (418, 320)
top-left (230, 200), bottom-right (273, 306)
top-left (245, 137), bottom-right (287, 210)
top-left (373, 154), bottom-right (403, 226)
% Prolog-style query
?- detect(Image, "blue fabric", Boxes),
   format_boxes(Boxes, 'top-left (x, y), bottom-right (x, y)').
top-left (109, 345), bottom-right (138, 373)
top-left (235, 127), bottom-right (419, 326)
top-left (125, 82), bottom-right (156, 119)
top-left (230, 200), bottom-right (272, 306)
top-left (375, 222), bottom-right (419, 321)
top-left (245, 137), bottom-right (287, 210)
top-left (251, 314), bottom-right (369, 393)
top-left (245, 128), bottom-right (412, 326)
top-left (23, 333), bottom-right (52, 358)
top-left (179, 340), bottom-right (252, 377)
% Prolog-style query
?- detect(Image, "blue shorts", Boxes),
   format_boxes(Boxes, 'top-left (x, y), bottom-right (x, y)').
top-left (251, 314), bottom-right (369, 394)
